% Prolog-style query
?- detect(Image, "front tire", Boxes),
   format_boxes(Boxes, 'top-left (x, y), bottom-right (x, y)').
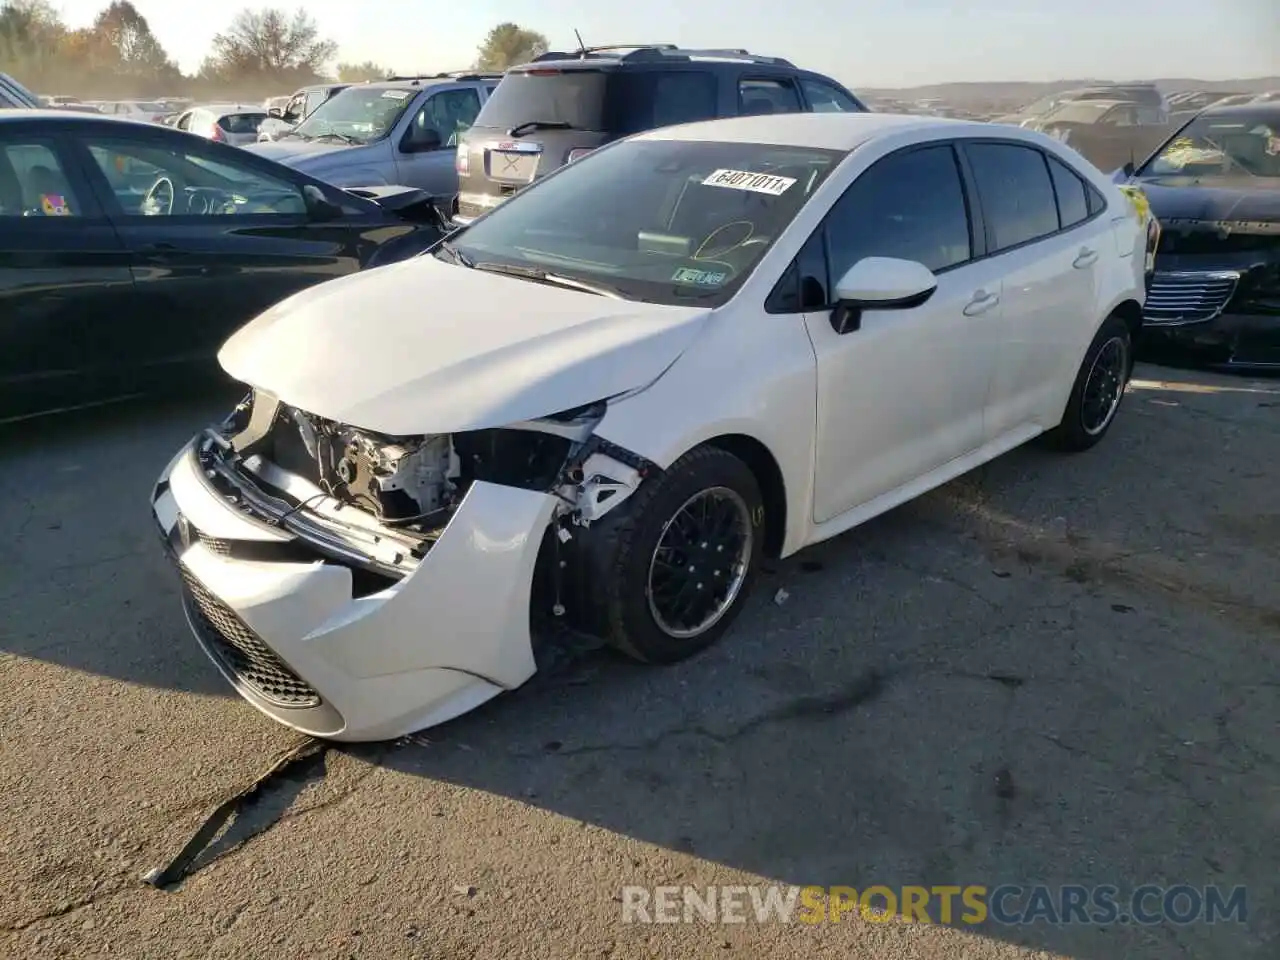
top-left (1047, 313), bottom-right (1132, 452)
top-left (599, 446), bottom-right (764, 664)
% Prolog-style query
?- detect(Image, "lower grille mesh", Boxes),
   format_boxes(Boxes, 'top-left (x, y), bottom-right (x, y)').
top-left (180, 566), bottom-right (321, 708)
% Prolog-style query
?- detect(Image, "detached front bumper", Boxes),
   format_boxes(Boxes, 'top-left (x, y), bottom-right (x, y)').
top-left (151, 440), bottom-right (558, 741)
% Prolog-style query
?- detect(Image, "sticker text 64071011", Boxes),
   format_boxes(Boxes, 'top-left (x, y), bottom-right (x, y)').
top-left (702, 169), bottom-right (797, 196)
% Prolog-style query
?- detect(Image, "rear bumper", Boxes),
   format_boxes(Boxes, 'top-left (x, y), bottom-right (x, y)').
top-left (151, 440), bottom-right (558, 741)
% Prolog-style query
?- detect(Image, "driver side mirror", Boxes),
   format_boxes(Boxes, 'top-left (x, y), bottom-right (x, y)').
top-left (402, 128), bottom-right (442, 153)
top-left (1121, 160), bottom-right (1136, 178)
top-left (829, 257), bottom-right (938, 334)
top-left (302, 184), bottom-right (343, 223)
top-left (268, 107), bottom-right (283, 118)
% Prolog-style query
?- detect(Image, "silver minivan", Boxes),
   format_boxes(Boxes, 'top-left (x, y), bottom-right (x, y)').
top-left (246, 74), bottom-right (500, 196)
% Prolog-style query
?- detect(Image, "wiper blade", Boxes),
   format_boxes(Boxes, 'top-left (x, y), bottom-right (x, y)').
top-left (314, 132), bottom-right (361, 145)
top-left (436, 240), bottom-right (474, 267)
top-left (507, 120), bottom-right (573, 137)
top-left (473, 262), bottom-right (624, 299)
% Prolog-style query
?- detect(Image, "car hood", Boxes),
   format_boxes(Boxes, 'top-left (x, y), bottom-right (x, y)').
top-left (244, 138), bottom-right (353, 166)
top-left (1136, 176), bottom-right (1280, 224)
top-left (218, 255), bottom-right (710, 435)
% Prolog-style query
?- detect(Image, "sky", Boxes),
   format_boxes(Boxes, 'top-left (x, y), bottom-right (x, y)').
top-left (52, 0), bottom-right (1280, 88)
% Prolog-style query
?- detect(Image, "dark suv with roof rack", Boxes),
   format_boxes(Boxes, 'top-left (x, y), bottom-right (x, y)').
top-left (452, 44), bottom-right (867, 225)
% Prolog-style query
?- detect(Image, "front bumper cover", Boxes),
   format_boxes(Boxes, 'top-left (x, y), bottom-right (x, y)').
top-left (152, 440), bottom-right (558, 741)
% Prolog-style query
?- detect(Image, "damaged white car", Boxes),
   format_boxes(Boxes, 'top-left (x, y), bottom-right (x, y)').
top-left (152, 113), bottom-right (1155, 741)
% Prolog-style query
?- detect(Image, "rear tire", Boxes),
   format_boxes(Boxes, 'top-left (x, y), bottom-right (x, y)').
top-left (599, 446), bottom-right (764, 664)
top-left (1047, 313), bottom-right (1132, 452)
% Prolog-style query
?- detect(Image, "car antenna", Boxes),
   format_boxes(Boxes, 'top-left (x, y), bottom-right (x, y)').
top-left (573, 28), bottom-right (587, 58)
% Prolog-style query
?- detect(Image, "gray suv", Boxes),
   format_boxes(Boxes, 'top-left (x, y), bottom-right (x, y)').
top-left (247, 73), bottom-right (501, 197)
top-left (453, 45), bottom-right (867, 225)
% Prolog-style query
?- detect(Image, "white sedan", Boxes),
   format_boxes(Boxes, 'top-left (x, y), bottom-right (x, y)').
top-left (151, 112), bottom-right (1158, 741)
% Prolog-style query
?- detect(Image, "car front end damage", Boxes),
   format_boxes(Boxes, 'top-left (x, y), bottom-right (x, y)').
top-left (151, 390), bottom-right (657, 741)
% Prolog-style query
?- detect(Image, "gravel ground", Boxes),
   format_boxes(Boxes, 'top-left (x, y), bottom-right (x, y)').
top-left (1, 364), bottom-right (1277, 960)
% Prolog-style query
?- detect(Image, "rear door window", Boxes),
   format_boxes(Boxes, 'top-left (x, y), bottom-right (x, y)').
top-left (0, 140), bottom-right (83, 217)
top-left (965, 142), bottom-right (1061, 252)
top-left (739, 78), bottom-right (803, 115)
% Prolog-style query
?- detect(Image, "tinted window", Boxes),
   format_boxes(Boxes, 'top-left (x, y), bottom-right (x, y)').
top-left (477, 70), bottom-right (610, 130)
top-left (824, 145), bottom-right (972, 276)
top-left (0, 141), bottom-right (82, 217)
top-left (475, 70), bottom-right (718, 135)
top-left (1046, 154), bottom-right (1090, 228)
top-left (86, 139), bottom-right (305, 217)
top-left (800, 78), bottom-right (862, 113)
top-left (1086, 183), bottom-right (1107, 216)
top-left (739, 78), bottom-right (803, 115)
top-left (967, 142), bottom-right (1060, 251)
top-left (218, 113), bottom-right (267, 134)
top-left (613, 72), bottom-right (718, 133)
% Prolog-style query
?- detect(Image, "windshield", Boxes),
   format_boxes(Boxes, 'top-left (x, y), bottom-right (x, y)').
top-left (445, 138), bottom-right (844, 307)
top-left (292, 86), bottom-right (415, 143)
top-left (1040, 101), bottom-right (1113, 125)
top-left (1142, 110), bottom-right (1280, 179)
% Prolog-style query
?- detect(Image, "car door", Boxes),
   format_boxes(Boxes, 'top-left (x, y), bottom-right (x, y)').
top-left (395, 86), bottom-right (484, 194)
top-left (801, 142), bottom-right (1006, 523)
top-left (68, 128), bottom-right (372, 377)
top-left (960, 140), bottom-right (1104, 438)
top-left (0, 131), bottom-right (138, 420)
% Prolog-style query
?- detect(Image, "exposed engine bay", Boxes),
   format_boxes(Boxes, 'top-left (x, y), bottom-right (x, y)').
top-left (208, 391), bottom-right (658, 576)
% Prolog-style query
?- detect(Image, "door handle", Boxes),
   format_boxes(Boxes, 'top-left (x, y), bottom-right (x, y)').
top-left (1073, 247), bottom-right (1098, 269)
top-left (137, 242), bottom-right (184, 264)
top-left (963, 289), bottom-right (1000, 316)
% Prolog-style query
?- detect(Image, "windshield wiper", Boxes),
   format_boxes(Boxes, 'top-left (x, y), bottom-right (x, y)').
top-left (473, 261), bottom-right (624, 299)
top-left (436, 240), bottom-right (474, 268)
top-left (506, 120), bottom-right (574, 137)
top-left (313, 132), bottom-right (361, 145)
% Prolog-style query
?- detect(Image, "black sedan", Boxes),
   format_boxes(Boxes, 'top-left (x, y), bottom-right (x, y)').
top-left (0, 110), bottom-right (448, 421)
top-left (1120, 103), bottom-right (1280, 371)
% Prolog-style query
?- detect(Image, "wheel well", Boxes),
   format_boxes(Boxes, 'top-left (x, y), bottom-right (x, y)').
top-left (1113, 299), bottom-right (1143, 367)
top-left (703, 434), bottom-right (787, 558)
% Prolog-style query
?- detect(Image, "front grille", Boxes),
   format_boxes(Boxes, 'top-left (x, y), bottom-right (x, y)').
top-left (180, 565), bottom-right (321, 708)
top-left (1143, 271), bottom-right (1240, 326)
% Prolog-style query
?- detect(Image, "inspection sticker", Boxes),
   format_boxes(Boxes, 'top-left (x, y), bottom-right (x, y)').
top-left (702, 169), bottom-right (796, 196)
top-left (672, 266), bottom-right (729, 286)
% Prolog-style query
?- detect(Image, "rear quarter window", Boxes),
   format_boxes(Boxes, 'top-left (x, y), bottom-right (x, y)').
top-left (966, 142), bottom-right (1061, 251)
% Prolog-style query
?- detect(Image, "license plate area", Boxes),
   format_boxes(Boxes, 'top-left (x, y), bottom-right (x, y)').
top-left (485, 141), bottom-right (542, 184)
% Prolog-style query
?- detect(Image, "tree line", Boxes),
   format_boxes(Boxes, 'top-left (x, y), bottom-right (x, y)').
top-left (0, 1), bottom-right (549, 100)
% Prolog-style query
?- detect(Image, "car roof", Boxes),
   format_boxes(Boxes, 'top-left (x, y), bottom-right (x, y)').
top-left (192, 102), bottom-right (267, 113)
top-left (635, 112), bottom-right (988, 151)
top-left (0, 108), bottom-right (164, 127)
top-left (1201, 102), bottom-right (1280, 118)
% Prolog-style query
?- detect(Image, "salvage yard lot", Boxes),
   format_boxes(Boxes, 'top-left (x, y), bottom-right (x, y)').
top-left (1, 363), bottom-right (1277, 960)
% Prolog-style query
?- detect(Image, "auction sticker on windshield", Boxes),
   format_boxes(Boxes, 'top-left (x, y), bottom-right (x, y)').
top-left (672, 266), bottom-right (729, 286)
top-left (702, 169), bottom-right (796, 196)
top-left (381, 90), bottom-right (410, 100)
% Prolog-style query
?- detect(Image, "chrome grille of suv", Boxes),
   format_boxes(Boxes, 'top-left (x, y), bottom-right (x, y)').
top-left (1143, 271), bottom-right (1240, 326)
top-left (180, 565), bottom-right (321, 708)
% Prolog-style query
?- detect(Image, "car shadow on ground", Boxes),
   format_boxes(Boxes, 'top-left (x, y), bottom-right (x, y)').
top-left (362, 367), bottom-right (1279, 960)
top-left (0, 387), bottom-right (242, 698)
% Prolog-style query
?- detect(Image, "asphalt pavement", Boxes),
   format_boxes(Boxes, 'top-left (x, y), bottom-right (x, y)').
top-left (1, 364), bottom-right (1277, 959)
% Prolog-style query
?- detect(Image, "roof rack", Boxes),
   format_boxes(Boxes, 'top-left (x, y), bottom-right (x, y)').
top-left (379, 71), bottom-right (504, 84)
top-left (529, 45), bottom-right (793, 67)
